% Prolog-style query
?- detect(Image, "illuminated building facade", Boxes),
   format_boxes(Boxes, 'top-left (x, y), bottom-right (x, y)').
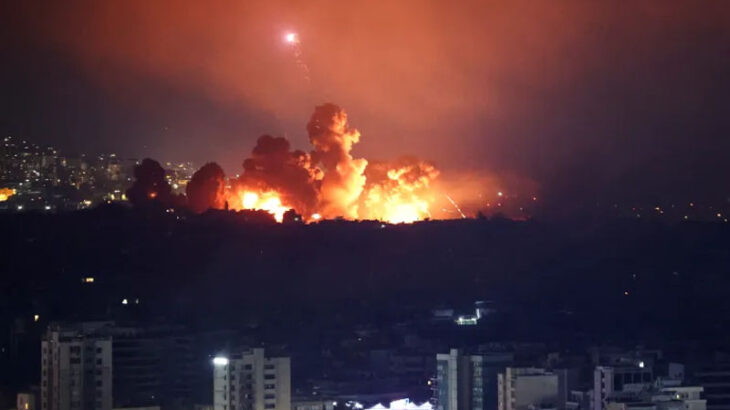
top-left (213, 348), bottom-right (291, 410)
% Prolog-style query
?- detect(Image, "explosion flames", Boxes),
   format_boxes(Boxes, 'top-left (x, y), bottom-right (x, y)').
top-left (202, 103), bottom-right (438, 223)
top-left (237, 191), bottom-right (289, 222)
top-left (307, 104), bottom-right (368, 219)
top-left (360, 158), bottom-right (439, 223)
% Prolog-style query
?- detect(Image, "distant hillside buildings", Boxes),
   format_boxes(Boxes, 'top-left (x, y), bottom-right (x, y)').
top-left (0, 136), bottom-right (194, 211)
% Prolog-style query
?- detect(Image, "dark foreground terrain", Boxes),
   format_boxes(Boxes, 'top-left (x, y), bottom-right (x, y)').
top-left (2, 205), bottom-right (730, 401)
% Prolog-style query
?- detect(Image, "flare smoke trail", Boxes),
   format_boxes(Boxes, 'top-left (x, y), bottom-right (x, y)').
top-left (284, 32), bottom-right (310, 82)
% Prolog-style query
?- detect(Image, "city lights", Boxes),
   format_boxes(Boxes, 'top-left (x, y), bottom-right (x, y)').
top-left (0, 136), bottom-right (196, 212)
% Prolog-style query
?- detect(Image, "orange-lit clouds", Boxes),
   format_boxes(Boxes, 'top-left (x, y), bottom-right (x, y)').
top-left (19, 0), bottom-right (724, 161)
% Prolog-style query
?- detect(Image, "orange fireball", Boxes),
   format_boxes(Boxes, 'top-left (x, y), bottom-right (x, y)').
top-left (0, 188), bottom-right (15, 202)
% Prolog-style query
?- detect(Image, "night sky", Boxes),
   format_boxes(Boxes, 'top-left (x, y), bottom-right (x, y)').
top-left (2, 0), bottom-right (729, 206)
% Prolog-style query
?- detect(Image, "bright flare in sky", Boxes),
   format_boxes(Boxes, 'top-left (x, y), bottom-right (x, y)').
top-left (284, 32), bottom-right (298, 44)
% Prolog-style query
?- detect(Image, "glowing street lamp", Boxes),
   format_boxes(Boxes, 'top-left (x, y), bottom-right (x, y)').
top-left (213, 356), bottom-right (229, 366)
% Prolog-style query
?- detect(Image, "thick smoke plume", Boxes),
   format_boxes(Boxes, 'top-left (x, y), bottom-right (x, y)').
top-left (231, 135), bottom-right (321, 217)
top-left (307, 103), bottom-right (368, 219)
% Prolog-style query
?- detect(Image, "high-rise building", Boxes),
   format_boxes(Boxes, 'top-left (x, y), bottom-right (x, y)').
top-left (435, 349), bottom-right (489, 410)
top-left (497, 368), bottom-right (559, 410)
top-left (110, 325), bottom-right (197, 409)
top-left (213, 348), bottom-right (291, 410)
top-left (41, 323), bottom-right (113, 410)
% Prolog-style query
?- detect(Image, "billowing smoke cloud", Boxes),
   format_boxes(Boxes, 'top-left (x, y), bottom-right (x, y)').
top-left (186, 162), bottom-right (226, 213)
top-left (307, 103), bottom-right (367, 219)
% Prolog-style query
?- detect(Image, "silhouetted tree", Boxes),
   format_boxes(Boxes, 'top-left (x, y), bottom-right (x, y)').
top-left (283, 209), bottom-right (302, 224)
top-left (186, 162), bottom-right (226, 213)
top-left (125, 158), bottom-right (180, 208)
